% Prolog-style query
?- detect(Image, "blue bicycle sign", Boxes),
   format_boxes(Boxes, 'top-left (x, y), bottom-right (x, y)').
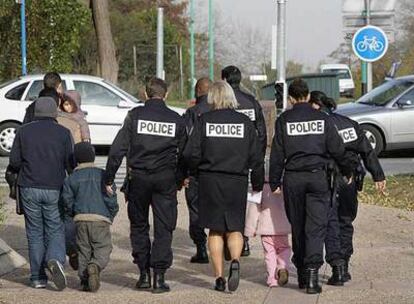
top-left (352, 26), bottom-right (388, 62)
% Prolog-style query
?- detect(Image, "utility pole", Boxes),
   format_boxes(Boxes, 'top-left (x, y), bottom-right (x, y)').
top-left (179, 45), bottom-right (184, 101)
top-left (276, 0), bottom-right (288, 111)
top-left (19, 0), bottom-right (27, 75)
top-left (366, 0), bottom-right (373, 92)
top-left (189, 0), bottom-right (195, 98)
top-left (133, 45), bottom-right (137, 79)
top-left (208, 0), bottom-right (214, 81)
top-left (156, 6), bottom-right (164, 79)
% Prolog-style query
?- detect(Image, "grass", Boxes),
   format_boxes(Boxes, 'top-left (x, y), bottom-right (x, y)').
top-left (0, 187), bottom-right (7, 225)
top-left (359, 175), bottom-right (414, 211)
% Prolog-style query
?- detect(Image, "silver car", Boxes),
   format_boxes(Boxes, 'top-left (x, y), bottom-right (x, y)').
top-left (336, 75), bottom-right (414, 154)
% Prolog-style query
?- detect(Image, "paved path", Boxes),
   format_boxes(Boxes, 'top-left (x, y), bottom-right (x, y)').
top-left (0, 190), bottom-right (413, 304)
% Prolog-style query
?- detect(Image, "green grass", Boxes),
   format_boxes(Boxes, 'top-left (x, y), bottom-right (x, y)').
top-left (166, 100), bottom-right (190, 109)
top-left (360, 175), bottom-right (414, 211)
top-left (0, 187), bottom-right (7, 225)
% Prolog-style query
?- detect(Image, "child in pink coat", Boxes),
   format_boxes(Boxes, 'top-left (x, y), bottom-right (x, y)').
top-left (245, 183), bottom-right (292, 287)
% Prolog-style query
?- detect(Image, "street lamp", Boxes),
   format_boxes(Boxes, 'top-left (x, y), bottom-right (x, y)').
top-left (16, 0), bottom-right (27, 75)
top-left (275, 0), bottom-right (287, 111)
top-left (208, 0), bottom-right (214, 81)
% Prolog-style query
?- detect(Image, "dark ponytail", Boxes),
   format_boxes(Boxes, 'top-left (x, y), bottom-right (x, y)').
top-left (310, 91), bottom-right (337, 111)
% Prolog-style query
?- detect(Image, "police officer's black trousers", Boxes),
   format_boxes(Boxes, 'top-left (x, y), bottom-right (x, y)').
top-left (283, 170), bottom-right (330, 270)
top-left (337, 180), bottom-right (358, 261)
top-left (184, 176), bottom-right (207, 246)
top-left (325, 192), bottom-right (343, 266)
top-left (127, 170), bottom-right (178, 274)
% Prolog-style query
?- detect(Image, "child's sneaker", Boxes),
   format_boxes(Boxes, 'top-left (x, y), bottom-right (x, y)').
top-left (87, 263), bottom-right (100, 292)
top-left (277, 269), bottom-right (289, 286)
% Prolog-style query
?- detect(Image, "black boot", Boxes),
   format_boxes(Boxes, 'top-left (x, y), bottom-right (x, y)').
top-left (241, 237), bottom-right (250, 257)
top-left (152, 272), bottom-right (170, 294)
top-left (343, 260), bottom-right (352, 282)
top-left (297, 268), bottom-right (306, 289)
top-left (190, 244), bottom-right (209, 264)
top-left (306, 268), bottom-right (322, 294)
top-left (214, 277), bottom-right (226, 292)
top-left (327, 265), bottom-right (344, 286)
top-left (136, 270), bottom-right (151, 289)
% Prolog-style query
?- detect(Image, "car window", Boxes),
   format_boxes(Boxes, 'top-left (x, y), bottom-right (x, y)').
top-left (25, 80), bottom-right (67, 101)
top-left (73, 81), bottom-right (121, 106)
top-left (398, 88), bottom-right (414, 105)
top-left (5, 82), bottom-right (29, 100)
top-left (358, 80), bottom-right (413, 106)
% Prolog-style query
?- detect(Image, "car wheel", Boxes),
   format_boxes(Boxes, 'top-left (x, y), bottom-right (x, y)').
top-left (362, 125), bottom-right (384, 155)
top-left (0, 122), bottom-right (20, 156)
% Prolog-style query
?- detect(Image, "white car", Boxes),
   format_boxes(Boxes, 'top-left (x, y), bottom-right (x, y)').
top-left (0, 74), bottom-right (185, 156)
top-left (320, 64), bottom-right (355, 98)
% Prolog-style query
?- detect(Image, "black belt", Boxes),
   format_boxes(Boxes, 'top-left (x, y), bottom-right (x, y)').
top-left (285, 167), bottom-right (325, 173)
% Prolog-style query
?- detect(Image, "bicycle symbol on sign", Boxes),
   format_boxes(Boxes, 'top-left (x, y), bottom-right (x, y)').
top-left (356, 35), bottom-right (384, 53)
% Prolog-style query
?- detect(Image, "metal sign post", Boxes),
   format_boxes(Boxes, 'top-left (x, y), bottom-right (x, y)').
top-left (19, 0), bottom-right (27, 76)
top-left (156, 6), bottom-right (164, 80)
top-left (276, 0), bottom-right (288, 111)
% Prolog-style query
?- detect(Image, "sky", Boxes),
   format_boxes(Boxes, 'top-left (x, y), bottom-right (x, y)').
top-left (215, 0), bottom-right (344, 71)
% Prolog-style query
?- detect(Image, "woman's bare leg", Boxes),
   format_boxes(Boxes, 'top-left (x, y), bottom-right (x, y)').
top-left (208, 231), bottom-right (225, 278)
top-left (226, 231), bottom-right (243, 261)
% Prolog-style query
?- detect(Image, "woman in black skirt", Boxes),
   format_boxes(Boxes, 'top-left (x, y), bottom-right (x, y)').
top-left (184, 81), bottom-right (264, 292)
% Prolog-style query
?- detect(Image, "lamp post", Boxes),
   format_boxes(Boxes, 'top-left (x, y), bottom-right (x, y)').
top-left (208, 0), bottom-right (214, 81)
top-left (18, 0), bottom-right (27, 75)
top-left (189, 0), bottom-right (195, 99)
top-left (156, 5), bottom-right (164, 79)
top-left (276, 0), bottom-right (287, 111)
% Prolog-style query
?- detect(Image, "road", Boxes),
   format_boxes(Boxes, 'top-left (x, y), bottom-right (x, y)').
top-left (0, 153), bottom-right (413, 186)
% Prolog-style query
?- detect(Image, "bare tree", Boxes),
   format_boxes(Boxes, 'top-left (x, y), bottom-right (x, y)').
top-left (90, 0), bottom-right (119, 84)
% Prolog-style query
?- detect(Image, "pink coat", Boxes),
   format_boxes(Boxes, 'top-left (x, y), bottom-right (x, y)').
top-left (244, 184), bottom-right (291, 237)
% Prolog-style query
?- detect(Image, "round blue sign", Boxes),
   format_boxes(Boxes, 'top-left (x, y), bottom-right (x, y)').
top-left (352, 25), bottom-right (389, 62)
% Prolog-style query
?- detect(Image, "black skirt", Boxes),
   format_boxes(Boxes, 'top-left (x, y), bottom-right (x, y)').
top-left (198, 172), bottom-right (248, 232)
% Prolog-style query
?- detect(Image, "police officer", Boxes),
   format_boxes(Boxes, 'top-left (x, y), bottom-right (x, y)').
top-left (269, 79), bottom-right (356, 294)
top-left (104, 78), bottom-right (187, 294)
top-left (309, 91), bottom-right (386, 285)
top-left (222, 65), bottom-right (267, 256)
top-left (184, 81), bottom-right (264, 292)
top-left (182, 77), bottom-right (212, 264)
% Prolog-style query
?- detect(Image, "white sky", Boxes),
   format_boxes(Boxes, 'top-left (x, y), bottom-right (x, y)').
top-left (216, 0), bottom-right (344, 70)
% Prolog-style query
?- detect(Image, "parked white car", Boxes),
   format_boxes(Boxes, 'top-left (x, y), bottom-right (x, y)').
top-left (0, 74), bottom-right (185, 156)
top-left (320, 64), bottom-right (355, 98)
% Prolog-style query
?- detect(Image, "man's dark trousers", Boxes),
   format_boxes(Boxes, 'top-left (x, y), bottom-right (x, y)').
top-left (283, 170), bottom-right (330, 270)
top-left (325, 193), bottom-right (343, 266)
top-left (184, 176), bottom-right (207, 246)
top-left (337, 180), bottom-right (358, 261)
top-left (127, 169), bottom-right (178, 274)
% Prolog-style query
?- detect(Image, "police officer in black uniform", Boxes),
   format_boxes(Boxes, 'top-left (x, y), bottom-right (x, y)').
top-left (309, 91), bottom-right (386, 285)
top-left (182, 77), bottom-right (212, 264)
top-left (269, 79), bottom-right (356, 294)
top-left (184, 81), bottom-right (264, 292)
top-left (222, 65), bottom-right (267, 256)
top-left (104, 78), bottom-right (187, 294)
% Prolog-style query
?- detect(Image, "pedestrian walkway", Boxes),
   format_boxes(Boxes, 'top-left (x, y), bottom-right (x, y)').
top-left (0, 191), bottom-right (413, 304)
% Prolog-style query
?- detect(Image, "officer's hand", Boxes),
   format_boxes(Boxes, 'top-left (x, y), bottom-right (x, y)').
top-left (273, 187), bottom-right (282, 195)
top-left (106, 185), bottom-right (114, 196)
top-left (375, 180), bottom-right (386, 194)
top-left (345, 175), bottom-right (353, 185)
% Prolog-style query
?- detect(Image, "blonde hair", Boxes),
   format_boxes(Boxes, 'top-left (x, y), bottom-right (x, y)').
top-left (207, 81), bottom-right (239, 110)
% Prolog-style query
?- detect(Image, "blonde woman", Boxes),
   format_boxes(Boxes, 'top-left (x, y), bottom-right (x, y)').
top-left (184, 81), bottom-right (264, 292)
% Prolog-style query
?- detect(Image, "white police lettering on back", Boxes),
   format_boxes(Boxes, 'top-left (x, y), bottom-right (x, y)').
top-left (137, 119), bottom-right (176, 137)
top-left (236, 109), bottom-right (256, 121)
top-left (338, 127), bottom-right (358, 143)
top-left (287, 120), bottom-right (325, 136)
top-left (206, 123), bottom-right (244, 138)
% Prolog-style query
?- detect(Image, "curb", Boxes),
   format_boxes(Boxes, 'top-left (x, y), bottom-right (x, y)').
top-left (0, 238), bottom-right (26, 277)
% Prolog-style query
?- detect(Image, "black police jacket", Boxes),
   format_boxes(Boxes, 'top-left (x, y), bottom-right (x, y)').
top-left (104, 99), bottom-right (187, 185)
top-left (269, 103), bottom-right (356, 191)
top-left (233, 87), bottom-right (267, 156)
top-left (183, 95), bottom-right (211, 133)
top-left (330, 112), bottom-right (385, 181)
top-left (184, 108), bottom-right (264, 192)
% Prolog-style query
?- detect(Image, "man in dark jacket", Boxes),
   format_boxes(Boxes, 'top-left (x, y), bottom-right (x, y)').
top-left (182, 77), bottom-right (212, 264)
top-left (222, 65), bottom-right (267, 256)
top-left (8, 97), bottom-right (74, 290)
top-left (62, 142), bottom-right (118, 292)
top-left (23, 72), bottom-right (62, 124)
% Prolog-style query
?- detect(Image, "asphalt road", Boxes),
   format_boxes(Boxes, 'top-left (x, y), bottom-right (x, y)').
top-left (0, 151), bottom-right (413, 186)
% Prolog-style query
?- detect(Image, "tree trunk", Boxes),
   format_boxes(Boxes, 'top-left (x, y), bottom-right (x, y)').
top-left (90, 0), bottom-right (118, 84)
